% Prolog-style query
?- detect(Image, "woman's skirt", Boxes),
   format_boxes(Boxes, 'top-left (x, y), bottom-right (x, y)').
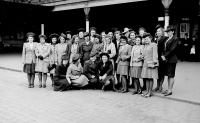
top-left (164, 63), bottom-right (177, 77)
top-left (117, 64), bottom-right (129, 75)
top-left (54, 78), bottom-right (70, 91)
top-left (158, 62), bottom-right (165, 78)
top-left (35, 59), bottom-right (49, 73)
top-left (23, 63), bottom-right (35, 74)
top-left (129, 66), bottom-right (142, 78)
top-left (71, 75), bottom-right (89, 87)
top-left (141, 66), bottom-right (158, 79)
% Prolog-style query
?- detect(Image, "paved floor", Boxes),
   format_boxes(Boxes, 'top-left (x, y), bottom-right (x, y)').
top-left (0, 69), bottom-right (200, 123)
top-left (0, 52), bottom-right (200, 103)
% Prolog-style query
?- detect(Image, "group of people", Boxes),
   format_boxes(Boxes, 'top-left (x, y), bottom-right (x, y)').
top-left (22, 25), bottom-right (179, 97)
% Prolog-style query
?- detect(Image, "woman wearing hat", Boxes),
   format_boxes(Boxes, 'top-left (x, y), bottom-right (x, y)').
top-left (53, 54), bottom-right (70, 91)
top-left (77, 28), bottom-right (85, 45)
top-left (154, 27), bottom-right (168, 93)
top-left (90, 27), bottom-right (97, 43)
top-left (122, 27), bottom-right (131, 38)
top-left (116, 35), bottom-right (132, 93)
top-left (140, 33), bottom-right (158, 98)
top-left (99, 53), bottom-right (118, 92)
top-left (69, 35), bottom-right (80, 63)
top-left (66, 31), bottom-right (72, 44)
top-left (22, 32), bottom-right (38, 88)
top-left (49, 33), bottom-right (59, 87)
top-left (139, 27), bottom-right (146, 45)
top-left (161, 26), bottom-right (179, 96)
top-left (90, 34), bottom-right (104, 64)
top-left (35, 34), bottom-right (50, 88)
top-left (130, 35), bottom-right (143, 94)
top-left (79, 32), bottom-right (93, 67)
top-left (67, 54), bottom-right (89, 88)
top-left (56, 33), bottom-right (71, 65)
top-left (128, 31), bottom-right (136, 46)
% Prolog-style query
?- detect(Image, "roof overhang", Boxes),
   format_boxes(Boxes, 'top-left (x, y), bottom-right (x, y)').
top-left (43, 0), bottom-right (146, 11)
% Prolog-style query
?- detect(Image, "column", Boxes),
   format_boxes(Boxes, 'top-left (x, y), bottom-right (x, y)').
top-left (41, 24), bottom-right (44, 35)
top-left (84, 7), bottom-right (90, 32)
top-left (162, 0), bottom-right (173, 29)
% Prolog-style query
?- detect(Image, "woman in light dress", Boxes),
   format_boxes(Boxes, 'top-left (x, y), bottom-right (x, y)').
top-left (35, 34), bottom-right (50, 88)
top-left (69, 35), bottom-right (80, 63)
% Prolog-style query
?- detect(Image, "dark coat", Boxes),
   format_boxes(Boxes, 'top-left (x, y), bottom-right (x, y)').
top-left (79, 41), bottom-right (93, 61)
top-left (99, 60), bottom-right (113, 76)
top-left (53, 64), bottom-right (70, 91)
top-left (156, 36), bottom-right (168, 61)
top-left (163, 36), bottom-right (179, 63)
top-left (83, 59), bottom-right (99, 79)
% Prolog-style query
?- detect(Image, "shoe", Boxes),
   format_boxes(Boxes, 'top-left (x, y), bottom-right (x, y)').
top-left (102, 85), bottom-right (106, 92)
top-left (28, 85), bottom-right (31, 88)
top-left (141, 93), bottom-right (147, 97)
top-left (157, 87), bottom-right (163, 93)
top-left (43, 84), bottom-right (46, 88)
top-left (138, 89), bottom-right (142, 94)
top-left (164, 92), bottom-right (172, 96)
top-left (154, 87), bottom-right (159, 92)
top-left (38, 85), bottom-right (42, 88)
top-left (144, 94), bottom-right (151, 98)
top-left (132, 91), bottom-right (138, 95)
top-left (31, 84), bottom-right (34, 88)
top-left (121, 89), bottom-right (128, 93)
top-left (161, 90), bottom-right (168, 94)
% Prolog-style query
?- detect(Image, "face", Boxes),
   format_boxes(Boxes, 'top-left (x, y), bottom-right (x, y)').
top-left (144, 37), bottom-right (151, 44)
top-left (135, 37), bottom-right (141, 45)
top-left (167, 31), bottom-right (173, 37)
top-left (106, 37), bottom-right (111, 44)
top-left (84, 36), bottom-right (89, 42)
top-left (52, 38), bottom-right (57, 44)
top-left (116, 34), bottom-right (121, 40)
top-left (108, 32), bottom-right (113, 38)
top-left (120, 39), bottom-right (127, 46)
top-left (90, 30), bottom-right (96, 36)
top-left (125, 32), bottom-right (129, 37)
top-left (28, 36), bottom-right (34, 43)
top-left (75, 37), bottom-right (79, 43)
top-left (102, 55), bottom-right (108, 63)
top-left (156, 28), bottom-right (163, 37)
top-left (79, 32), bottom-right (84, 38)
top-left (130, 33), bottom-right (136, 39)
top-left (60, 37), bottom-right (65, 43)
top-left (67, 34), bottom-right (71, 39)
top-left (62, 60), bottom-right (68, 65)
top-left (40, 37), bottom-right (45, 44)
top-left (94, 38), bottom-right (99, 44)
top-left (90, 56), bottom-right (96, 62)
top-left (101, 32), bottom-right (106, 39)
top-left (139, 30), bottom-right (145, 36)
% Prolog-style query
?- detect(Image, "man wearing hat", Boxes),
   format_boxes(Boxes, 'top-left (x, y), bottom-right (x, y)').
top-left (83, 51), bottom-right (100, 89)
top-left (79, 32), bottom-right (93, 66)
top-left (161, 26), bottom-right (179, 96)
top-left (53, 54), bottom-right (70, 92)
top-left (35, 34), bottom-right (50, 88)
top-left (77, 28), bottom-right (85, 45)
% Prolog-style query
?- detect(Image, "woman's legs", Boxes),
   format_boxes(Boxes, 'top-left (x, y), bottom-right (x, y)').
top-left (27, 73), bottom-right (31, 87)
top-left (121, 75), bottom-right (128, 92)
top-left (145, 79), bottom-right (149, 95)
top-left (30, 73), bottom-right (35, 87)
top-left (158, 76), bottom-right (164, 92)
top-left (149, 79), bottom-right (154, 95)
top-left (42, 73), bottom-right (47, 87)
top-left (38, 72), bottom-right (42, 87)
top-left (142, 79), bottom-right (146, 91)
top-left (167, 77), bottom-right (174, 93)
top-left (133, 78), bottom-right (138, 91)
top-left (50, 74), bottom-right (54, 86)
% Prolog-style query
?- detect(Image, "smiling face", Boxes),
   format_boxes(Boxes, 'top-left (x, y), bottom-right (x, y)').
top-left (74, 37), bottom-right (79, 43)
top-left (156, 28), bottom-right (163, 37)
top-left (108, 32), bottom-right (113, 38)
top-left (135, 37), bottom-right (141, 45)
top-left (120, 38), bottom-right (127, 46)
top-left (90, 55), bottom-right (96, 62)
top-left (106, 37), bottom-right (111, 44)
top-left (130, 32), bottom-right (136, 39)
top-left (167, 30), bottom-right (174, 37)
top-left (67, 34), bottom-right (72, 39)
top-left (40, 37), bottom-right (45, 44)
top-left (139, 30), bottom-right (145, 37)
top-left (62, 60), bottom-right (68, 65)
top-left (79, 32), bottom-right (84, 38)
top-left (52, 38), bottom-right (57, 44)
top-left (28, 36), bottom-right (34, 43)
top-left (102, 55), bottom-right (108, 63)
top-left (90, 30), bottom-right (96, 36)
top-left (84, 36), bottom-right (89, 42)
top-left (60, 37), bottom-right (65, 43)
top-left (94, 38), bottom-right (99, 44)
top-left (144, 36), bottom-right (151, 44)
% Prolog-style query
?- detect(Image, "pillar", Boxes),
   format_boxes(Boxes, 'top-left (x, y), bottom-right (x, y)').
top-left (41, 24), bottom-right (44, 35)
top-left (162, 0), bottom-right (173, 29)
top-left (84, 7), bottom-right (90, 32)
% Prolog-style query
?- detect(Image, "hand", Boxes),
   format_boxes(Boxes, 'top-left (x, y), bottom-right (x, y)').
top-left (102, 74), bottom-right (107, 80)
top-left (161, 56), bottom-right (166, 61)
top-left (91, 75), bottom-right (95, 78)
top-left (99, 76), bottom-right (102, 80)
top-left (184, 44), bottom-right (189, 46)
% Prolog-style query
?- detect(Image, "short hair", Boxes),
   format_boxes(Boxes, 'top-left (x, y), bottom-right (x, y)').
top-left (128, 31), bottom-right (136, 38)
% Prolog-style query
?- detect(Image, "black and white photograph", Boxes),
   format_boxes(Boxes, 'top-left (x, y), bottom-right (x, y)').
top-left (0, 0), bottom-right (200, 123)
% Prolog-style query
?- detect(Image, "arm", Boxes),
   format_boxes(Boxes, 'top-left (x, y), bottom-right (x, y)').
top-left (22, 43), bottom-right (26, 64)
top-left (35, 44), bottom-right (40, 57)
top-left (152, 43), bottom-right (158, 64)
top-left (105, 62), bottom-right (113, 75)
top-left (109, 43), bottom-right (116, 59)
top-left (66, 65), bottom-right (73, 77)
top-left (122, 45), bottom-right (132, 61)
top-left (163, 38), bottom-right (179, 59)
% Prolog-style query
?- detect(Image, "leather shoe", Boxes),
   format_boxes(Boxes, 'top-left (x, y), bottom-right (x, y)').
top-left (164, 92), bottom-right (172, 96)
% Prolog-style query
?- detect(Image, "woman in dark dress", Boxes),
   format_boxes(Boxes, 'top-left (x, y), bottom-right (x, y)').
top-left (154, 27), bottom-right (168, 93)
top-left (53, 54), bottom-right (70, 92)
top-left (99, 53), bottom-right (118, 92)
top-left (161, 26), bottom-right (179, 96)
